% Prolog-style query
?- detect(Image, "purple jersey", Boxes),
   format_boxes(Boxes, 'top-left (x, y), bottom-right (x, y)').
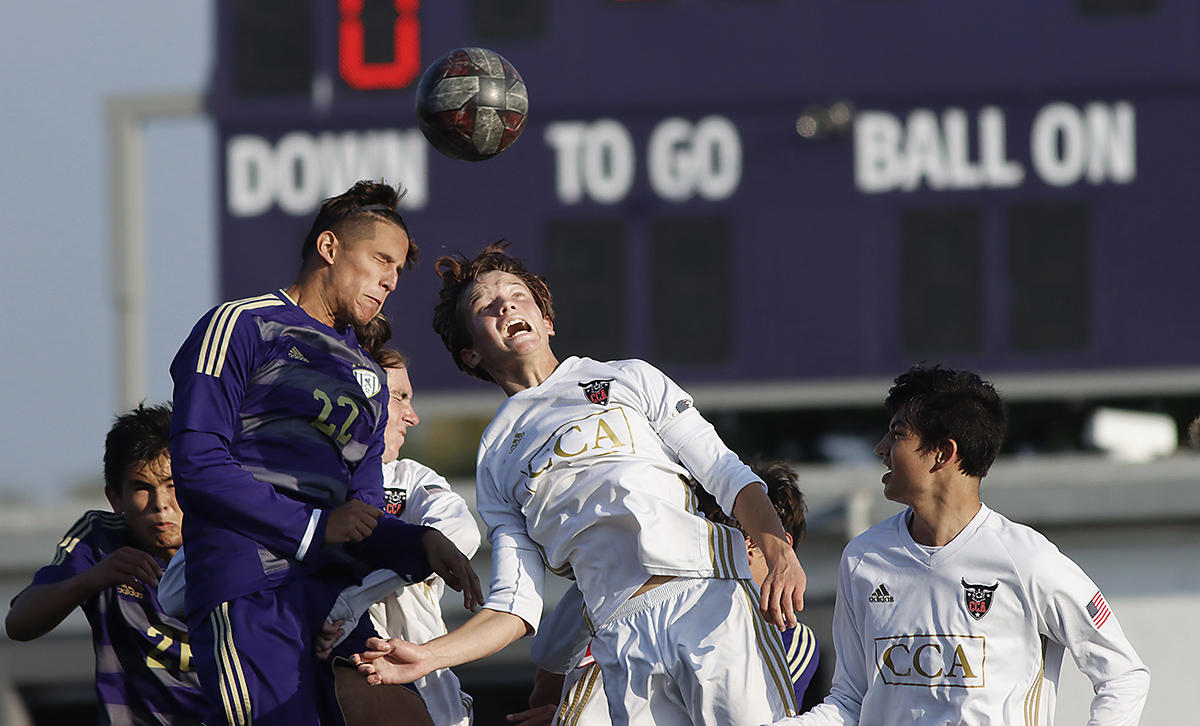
top-left (169, 290), bottom-right (428, 618)
top-left (782, 621), bottom-right (820, 710)
top-left (20, 511), bottom-right (208, 725)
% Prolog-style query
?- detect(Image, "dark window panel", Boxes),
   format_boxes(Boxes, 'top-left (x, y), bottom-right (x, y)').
top-left (901, 207), bottom-right (984, 355)
top-left (233, 0), bottom-right (313, 97)
top-left (651, 216), bottom-right (733, 364)
top-left (472, 0), bottom-right (547, 41)
top-left (1008, 203), bottom-right (1091, 352)
top-left (543, 219), bottom-right (627, 361)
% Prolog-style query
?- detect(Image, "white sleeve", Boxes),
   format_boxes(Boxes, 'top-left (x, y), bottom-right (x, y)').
top-left (396, 459), bottom-right (482, 558)
top-left (529, 583), bottom-right (591, 673)
top-left (157, 546), bottom-right (187, 618)
top-left (776, 552), bottom-right (865, 726)
top-left (475, 449), bottom-right (546, 633)
top-left (623, 359), bottom-right (763, 516)
top-left (1029, 549), bottom-right (1150, 726)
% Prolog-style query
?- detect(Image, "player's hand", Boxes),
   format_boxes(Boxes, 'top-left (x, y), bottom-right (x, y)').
top-left (325, 500), bottom-right (383, 544)
top-left (352, 637), bottom-right (432, 685)
top-left (316, 618), bottom-right (345, 661)
top-left (422, 530), bottom-right (484, 611)
top-left (506, 704), bottom-right (558, 725)
top-left (758, 542), bottom-right (806, 630)
top-left (86, 546), bottom-right (163, 591)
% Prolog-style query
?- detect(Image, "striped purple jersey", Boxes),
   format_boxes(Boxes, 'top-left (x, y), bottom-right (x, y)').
top-left (169, 290), bottom-right (427, 618)
top-left (781, 621), bottom-right (820, 710)
top-left (21, 511), bottom-right (207, 725)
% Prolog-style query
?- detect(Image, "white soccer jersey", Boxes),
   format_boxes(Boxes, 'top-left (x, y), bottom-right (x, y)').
top-left (475, 356), bottom-right (759, 630)
top-left (783, 504), bottom-right (1149, 726)
top-left (326, 459), bottom-right (481, 726)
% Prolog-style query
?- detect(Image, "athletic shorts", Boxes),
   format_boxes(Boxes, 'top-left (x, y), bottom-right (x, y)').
top-left (555, 658), bottom-right (608, 726)
top-left (589, 577), bottom-right (797, 726)
top-left (190, 573), bottom-right (376, 726)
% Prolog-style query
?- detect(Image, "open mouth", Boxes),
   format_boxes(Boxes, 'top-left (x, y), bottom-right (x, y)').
top-left (504, 319), bottom-right (532, 338)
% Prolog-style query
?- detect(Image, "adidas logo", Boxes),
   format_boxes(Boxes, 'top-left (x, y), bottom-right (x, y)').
top-left (288, 346), bottom-right (309, 363)
top-left (869, 584), bottom-right (895, 603)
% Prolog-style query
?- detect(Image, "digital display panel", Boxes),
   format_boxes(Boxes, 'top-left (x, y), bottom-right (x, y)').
top-left (211, 1), bottom-right (1200, 395)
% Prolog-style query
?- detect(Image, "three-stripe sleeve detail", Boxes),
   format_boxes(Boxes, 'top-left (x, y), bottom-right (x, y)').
top-left (196, 295), bottom-right (283, 378)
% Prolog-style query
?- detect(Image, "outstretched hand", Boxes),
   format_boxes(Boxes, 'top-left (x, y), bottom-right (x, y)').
top-left (422, 530), bottom-right (484, 611)
top-left (352, 637), bottom-right (432, 686)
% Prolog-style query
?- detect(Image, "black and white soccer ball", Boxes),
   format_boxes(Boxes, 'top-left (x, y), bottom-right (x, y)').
top-left (415, 47), bottom-right (528, 161)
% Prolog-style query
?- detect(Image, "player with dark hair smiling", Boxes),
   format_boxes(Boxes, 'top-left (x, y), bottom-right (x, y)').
top-left (6, 403), bottom-right (209, 725)
top-left (354, 241), bottom-right (806, 725)
top-left (772, 365), bottom-right (1150, 726)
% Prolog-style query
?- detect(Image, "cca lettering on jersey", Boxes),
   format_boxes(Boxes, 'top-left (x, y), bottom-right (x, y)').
top-left (875, 635), bottom-right (985, 688)
top-left (521, 408), bottom-right (634, 480)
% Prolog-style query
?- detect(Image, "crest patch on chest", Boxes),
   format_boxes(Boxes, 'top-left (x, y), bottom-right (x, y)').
top-left (961, 578), bottom-right (998, 620)
top-left (579, 379), bottom-right (614, 405)
top-left (354, 367), bottom-right (382, 398)
top-left (384, 487), bottom-right (407, 516)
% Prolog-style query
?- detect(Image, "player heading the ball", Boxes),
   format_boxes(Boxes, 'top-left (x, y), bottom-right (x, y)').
top-left (354, 241), bottom-right (806, 725)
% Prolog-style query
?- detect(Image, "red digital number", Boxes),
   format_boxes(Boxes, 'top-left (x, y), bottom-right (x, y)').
top-left (338, 0), bottom-right (420, 90)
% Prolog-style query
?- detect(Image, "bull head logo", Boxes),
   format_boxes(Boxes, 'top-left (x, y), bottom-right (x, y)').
top-left (961, 579), bottom-right (999, 620)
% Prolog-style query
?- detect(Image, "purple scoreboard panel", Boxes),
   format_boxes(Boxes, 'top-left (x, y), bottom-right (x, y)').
top-left (211, 1), bottom-right (1200, 394)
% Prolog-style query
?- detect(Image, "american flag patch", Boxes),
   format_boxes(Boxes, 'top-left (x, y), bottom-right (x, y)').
top-left (1086, 590), bottom-right (1111, 628)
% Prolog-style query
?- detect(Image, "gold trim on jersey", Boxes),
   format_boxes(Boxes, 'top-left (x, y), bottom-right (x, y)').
top-left (706, 520), bottom-right (741, 579)
top-left (557, 662), bottom-right (602, 726)
top-left (534, 539), bottom-right (576, 579)
top-left (738, 580), bottom-right (798, 717)
top-left (211, 602), bottom-right (253, 726)
top-left (1025, 635), bottom-right (1048, 726)
top-left (196, 294), bottom-right (285, 378)
top-left (51, 511), bottom-right (125, 566)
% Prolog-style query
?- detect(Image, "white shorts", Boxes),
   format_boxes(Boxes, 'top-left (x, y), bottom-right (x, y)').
top-left (589, 577), bottom-right (796, 726)
top-left (555, 660), bottom-right (609, 726)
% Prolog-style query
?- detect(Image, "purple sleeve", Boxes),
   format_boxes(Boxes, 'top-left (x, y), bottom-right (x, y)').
top-left (783, 622), bottom-right (821, 709)
top-left (170, 310), bottom-right (324, 560)
top-left (344, 518), bottom-right (434, 583)
top-left (17, 513), bottom-right (116, 606)
top-left (26, 515), bottom-right (103, 588)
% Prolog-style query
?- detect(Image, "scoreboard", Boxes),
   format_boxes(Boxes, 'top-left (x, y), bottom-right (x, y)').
top-left (211, 0), bottom-right (1200, 398)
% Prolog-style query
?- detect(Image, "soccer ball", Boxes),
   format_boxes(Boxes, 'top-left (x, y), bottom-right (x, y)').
top-left (415, 47), bottom-right (528, 161)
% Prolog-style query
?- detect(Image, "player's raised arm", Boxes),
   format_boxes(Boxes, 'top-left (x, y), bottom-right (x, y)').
top-left (6, 546), bottom-right (162, 641)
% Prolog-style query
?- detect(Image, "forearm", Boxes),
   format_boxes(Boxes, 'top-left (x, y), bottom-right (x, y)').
top-left (343, 518), bottom-right (434, 580)
top-left (5, 578), bottom-right (97, 641)
top-left (1089, 664), bottom-right (1150, 726)
top-left (421, 608), bottom-right (531, 672)
top-left (732, 483), bottom-right (792, 557)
